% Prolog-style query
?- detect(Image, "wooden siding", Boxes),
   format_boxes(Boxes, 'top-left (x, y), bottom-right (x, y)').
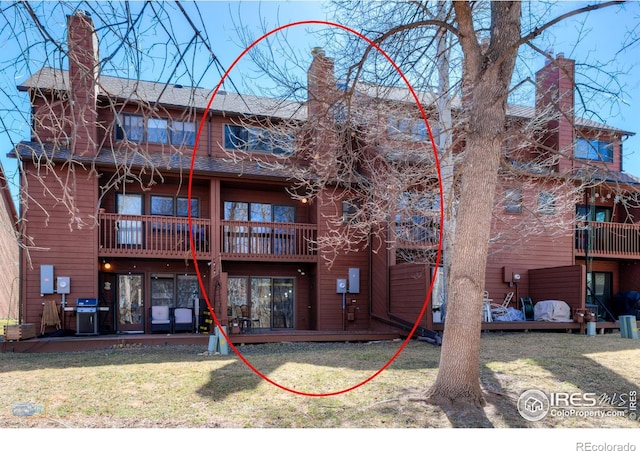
top-left (21, 163), bottom-right (99, 326)
top-left (0, 176), bottom-right (18, 319)
top-left (388, 263), bottom-right (430, 329)
top-left (529, 265), bottom-right (586, 312)
top-left (619, 262), bottom-right (640, 293)
top-left (370, 231), bottom-right (390, 322)
top-left (314, 191), bottom-right (370, 331)
top-left (485, 180), bottom-right (575, 301)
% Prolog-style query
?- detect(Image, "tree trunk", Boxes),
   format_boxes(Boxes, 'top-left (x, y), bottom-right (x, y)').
top-left (426, 1), bottom-right (521, 408)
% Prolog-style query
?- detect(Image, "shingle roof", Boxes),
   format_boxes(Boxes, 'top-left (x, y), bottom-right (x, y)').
top-left (18, 68), bottom-right (307, 121)
top-left (353, 82), bottom-right (633, 135)
top-left (10, 141), bottom-right (296, 181)
top-left (19, 67), bottom-right (633, 135)
top-left (573, 167), bottom-right (640, 186)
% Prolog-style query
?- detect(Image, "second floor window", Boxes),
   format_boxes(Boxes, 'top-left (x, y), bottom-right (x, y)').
top-left (116, 114), bottom-right (196, 147)
top-left (575, 138), bottom-right (613, 162)
top-left (151, 195), bottom-right (200, 218)
top-left (504, 188), bottom-right (523, 214)
top-left (224, 124), bottom-right (291, 155)
top-left (147, 118), bottom-right (168, 144)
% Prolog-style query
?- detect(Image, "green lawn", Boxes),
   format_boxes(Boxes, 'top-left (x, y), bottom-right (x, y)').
top-left (1, 332), bottom-right (639, 428)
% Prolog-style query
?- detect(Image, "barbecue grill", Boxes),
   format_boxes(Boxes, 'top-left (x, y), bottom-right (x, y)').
top-left (76, 298), bottom-right (99, 335)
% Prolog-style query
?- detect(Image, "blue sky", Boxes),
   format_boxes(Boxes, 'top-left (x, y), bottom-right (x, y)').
top-left (1, 1), bottom-right (638, 201)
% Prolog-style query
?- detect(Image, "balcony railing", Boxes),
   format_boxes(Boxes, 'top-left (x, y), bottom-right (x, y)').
top-left (220, 220), bottom-right (317, 261)
top-left (575, 221), bottom-right (640, 258)
top-left (99, 213), bottom-right (211, 259)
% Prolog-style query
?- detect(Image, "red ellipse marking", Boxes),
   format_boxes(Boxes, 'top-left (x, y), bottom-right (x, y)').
top-left (187, 20), bottom-right (444, 397)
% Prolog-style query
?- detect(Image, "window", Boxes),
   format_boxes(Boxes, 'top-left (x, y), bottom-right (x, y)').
top-left (171, 121), bottom-right (196, 146)
top-left (177, 197), bottom-right (199, 218)
top-left (504, 188), bottom-right (523, 214)
top-left (576, 205), bottom-right (612, 222)
top-left (223, 201), bottom-right (296, 254)
top-left (575, 138), bottom-right (613, 162)
top-left (537, 192), bottom-right (556, 215)
top-left (150, 274), bottom-right (200, 308)
top-left (151, 195), bottom-right (199, 218)
top-left (224, 124), bottom-right (291, 155)
top-left (115, 115), bottom-right (144, 142)
top-left (387, 117), bottom-right (430, 141)
top-left (342, 200), bottom-right (360, 224)
top-left (147, 118), bottom-right (168, 144)
top-left (394, 191), bottom-right (439, 242)
top-left (151, 196), bottom-right (174, 216)
top-left (116, 193), bottom-right (143, 245)
top-left (115, 115), bottom-right (195, 146)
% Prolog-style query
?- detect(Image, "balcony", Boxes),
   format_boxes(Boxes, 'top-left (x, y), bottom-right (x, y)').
top-left (220, 220), bottom-right (317, 262)
top-left (575, 221), bottom-right (640, 259)
top-left (99, 213), bottom-right (212, 259)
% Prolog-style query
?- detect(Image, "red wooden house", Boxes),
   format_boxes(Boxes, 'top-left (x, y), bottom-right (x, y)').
top-left (8, 12), bottom-right (640, 345)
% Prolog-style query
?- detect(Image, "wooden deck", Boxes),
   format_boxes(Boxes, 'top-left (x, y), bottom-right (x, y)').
top-left (3, 320), bottom-right (635, 353)
top-left (0, 330), bottom-right (402, 353)
top-left (431, 320), bottom-right (631, 333)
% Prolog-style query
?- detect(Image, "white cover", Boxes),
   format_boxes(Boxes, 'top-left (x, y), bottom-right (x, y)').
top-left (534, 300), bottom-right (572, 322)
top-left (174, 308), bottom-right (192, 323)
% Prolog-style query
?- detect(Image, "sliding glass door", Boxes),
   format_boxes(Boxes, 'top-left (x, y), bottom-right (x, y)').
top-left (228, 277), bottom-right (294, 329)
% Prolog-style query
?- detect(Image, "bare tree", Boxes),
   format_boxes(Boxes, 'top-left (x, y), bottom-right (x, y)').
top-left (0, 1), bottom-right (232, 264)
top-left (229, 0), bottom-right (639, 411)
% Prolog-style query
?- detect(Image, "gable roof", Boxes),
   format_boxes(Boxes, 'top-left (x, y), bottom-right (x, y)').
top-left (18, 68), bottom-right (307, 121)
top-left (353, 82), bottom-right (633, 136)
top-left (20, 68), bottom-right (633, 137)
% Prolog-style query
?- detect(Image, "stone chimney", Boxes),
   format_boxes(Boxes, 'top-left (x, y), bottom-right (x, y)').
top-left (67, 10), bottom-right (99, 157)
top-left (535, 53), bottom-right (575, 171)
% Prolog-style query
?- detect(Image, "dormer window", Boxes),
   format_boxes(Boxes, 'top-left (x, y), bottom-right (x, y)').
top-left (575, 138), bottom-right (613, 162)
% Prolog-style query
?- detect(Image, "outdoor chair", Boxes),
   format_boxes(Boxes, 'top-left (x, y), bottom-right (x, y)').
top-left (482, 291), bottom-right (492, 322)
top-left (235, 306), bottom-right (252, 331)
top-left (149, 305), bottom-right (172, 333)
top-left (491, 292), bottom-right (514, 320)
top-left (172, 307), bottom-right (195, 333)
top-left (241, 304), bottom-right (261, 329)
top-left (41, 300), bottom-right (62, 335)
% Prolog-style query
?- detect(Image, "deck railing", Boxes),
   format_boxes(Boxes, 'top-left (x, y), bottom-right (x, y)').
top-left (575, 221), bottom-right (640, 258)
top-left (99, 213), bottom-right (211, 259)
top-left (220, 220), bottom-right (317, 261)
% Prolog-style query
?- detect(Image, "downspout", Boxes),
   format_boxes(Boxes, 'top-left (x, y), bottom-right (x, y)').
top-left (585, 186), bottom-right (591, 306)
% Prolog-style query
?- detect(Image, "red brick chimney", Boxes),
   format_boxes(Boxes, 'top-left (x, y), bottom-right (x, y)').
top-left (67, 10), bottom-right (99, 157)
top-left (307, 47), bottom-right (340, 178)
top-left (535, 53), bottom-right (575, 171)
